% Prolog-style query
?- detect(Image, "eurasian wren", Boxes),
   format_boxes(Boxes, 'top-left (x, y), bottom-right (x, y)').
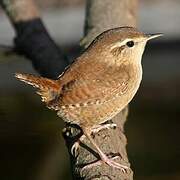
top-left (15, 27), bottom-right (162, 171)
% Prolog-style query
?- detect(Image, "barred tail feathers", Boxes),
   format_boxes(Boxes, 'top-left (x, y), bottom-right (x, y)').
top-left (15, 73), bottom-right (60, 105)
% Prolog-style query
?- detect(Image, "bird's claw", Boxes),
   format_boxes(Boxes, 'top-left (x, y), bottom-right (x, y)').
top-left (92, 123), bottom-right (117, 134)
top-left (71, 135), bottom-right (86, 156)
top-left (103, 157), bottom-right (129, 173)
top-left (71, 141), bottom-right (80, 156)
top-left (81, 155), bottom-right (129, 173)
top-left (71, 123), bottom-right (117, 156)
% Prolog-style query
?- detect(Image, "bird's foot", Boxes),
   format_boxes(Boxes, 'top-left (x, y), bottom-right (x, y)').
top-left (71, 122), bottom-right (117, 156)
top-left (102, 156), bottom-right (129, 173)
top-left (91, 123), bottom-right (117, 136)
top-left (71, 135), bottom-right (85, 156)
top-left (82, 155), bottom-right (129, 173)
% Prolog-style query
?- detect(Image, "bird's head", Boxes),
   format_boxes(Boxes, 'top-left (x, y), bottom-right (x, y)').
top-left (87, 27), bottom-right (162, 65)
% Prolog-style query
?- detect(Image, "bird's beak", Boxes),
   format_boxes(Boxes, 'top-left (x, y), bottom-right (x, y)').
top-left (146, 33), bottom-right (163, 41)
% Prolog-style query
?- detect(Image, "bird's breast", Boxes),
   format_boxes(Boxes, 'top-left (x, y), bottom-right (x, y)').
top-left (123, 63), bottom-right (142, 104)
top-left (57, 63), bottom-right (143, 127)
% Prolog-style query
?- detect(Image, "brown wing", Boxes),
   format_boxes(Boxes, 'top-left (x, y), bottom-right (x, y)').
top-left (58, 62), bottom-right (129, 106)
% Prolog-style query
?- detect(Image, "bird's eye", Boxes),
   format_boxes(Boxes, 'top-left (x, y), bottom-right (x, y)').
top-left (126, 41), bottom-right (134, 48)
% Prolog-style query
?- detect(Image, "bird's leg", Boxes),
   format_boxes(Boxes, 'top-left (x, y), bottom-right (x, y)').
top-left (71, 122), bottom-right (117, 156)
top-left (82, 129), bottom-right (129, 172)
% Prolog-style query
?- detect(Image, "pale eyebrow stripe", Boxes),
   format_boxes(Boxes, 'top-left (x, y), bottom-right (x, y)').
top-left (110, 38), bottom-right (133, 50)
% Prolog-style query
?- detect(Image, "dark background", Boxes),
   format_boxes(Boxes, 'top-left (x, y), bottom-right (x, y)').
top-left (0, 0), bottom-right (180, 179)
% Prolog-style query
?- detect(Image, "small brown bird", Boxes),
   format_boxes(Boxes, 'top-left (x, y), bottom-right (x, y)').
top-left (15, 27), bottom-right (162, 171)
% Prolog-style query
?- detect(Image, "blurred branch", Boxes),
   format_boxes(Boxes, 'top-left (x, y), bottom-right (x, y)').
top-left (0, 0), bottom-right (39, 22)
top-left (82, 0), bottom-right (137, 48)
top-left (0, 0), bottom-right (69, 79)
top-left (63, 0), bottom-right (138, 179)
